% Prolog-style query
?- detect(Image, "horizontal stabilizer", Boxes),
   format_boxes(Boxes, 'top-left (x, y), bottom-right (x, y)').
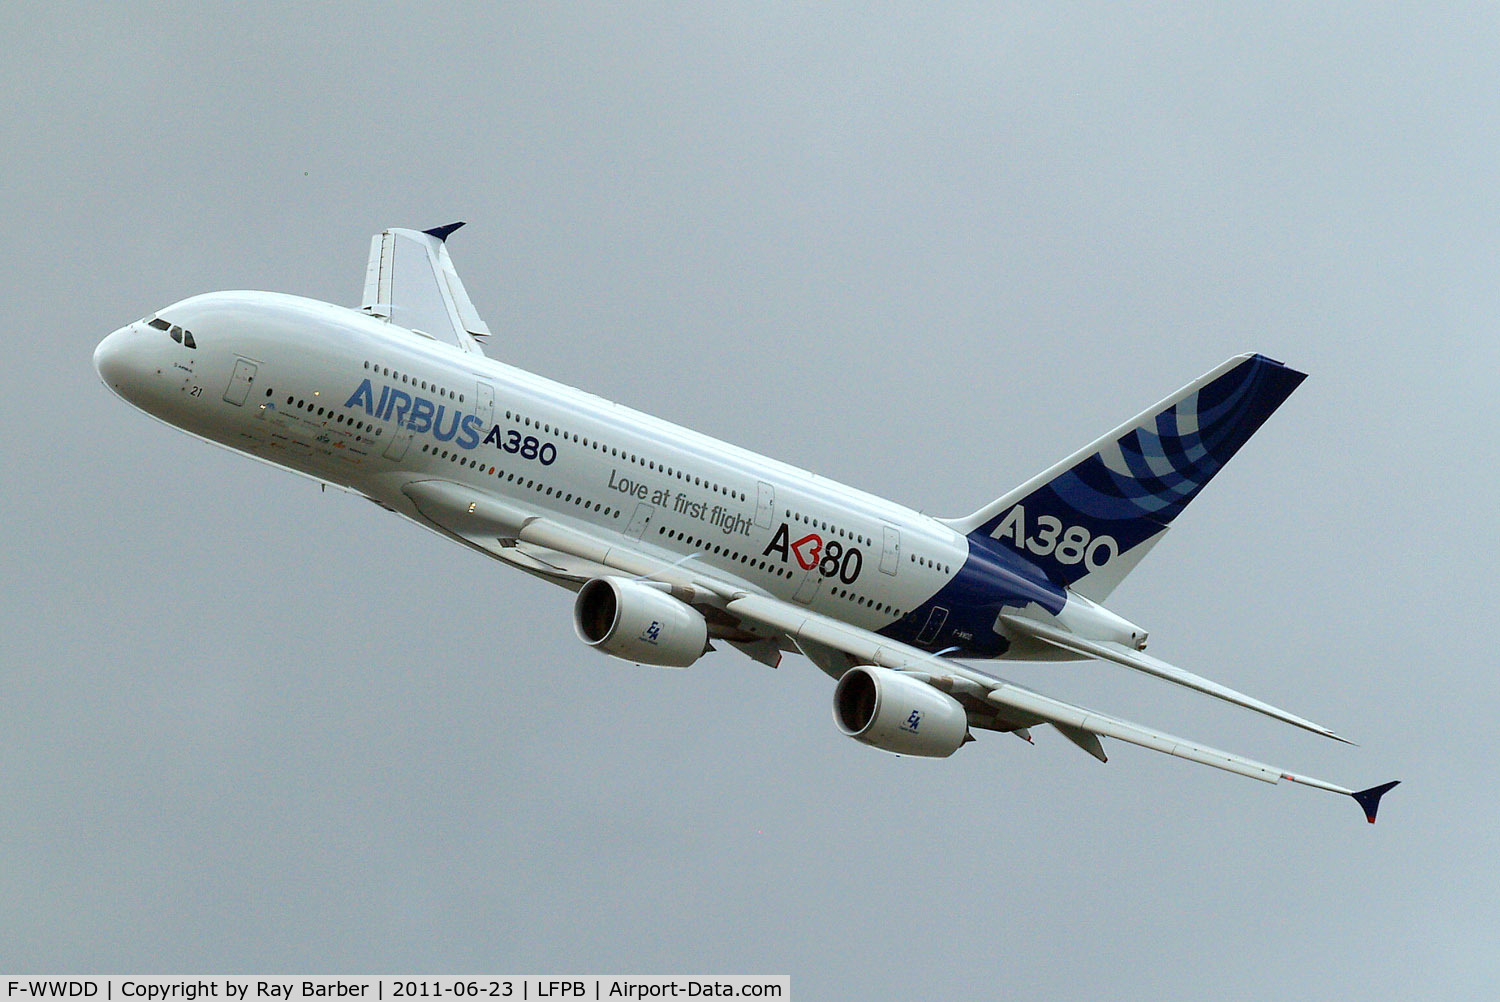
top-left (1000, 613), bottom-right (1348, 743)
top-left (1352, 780), bottom-right (1400, 824)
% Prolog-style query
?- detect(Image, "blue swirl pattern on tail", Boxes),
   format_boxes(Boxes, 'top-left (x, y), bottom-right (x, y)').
top-left (967, 354), bottom-right (1306, 588)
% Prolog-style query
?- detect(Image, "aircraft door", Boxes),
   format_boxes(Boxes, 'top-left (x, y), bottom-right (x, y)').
top-left (475, 381), bottom-right (495, 425)
top-left (793, 565), bottom-right (822, 605)
top-left (755, 481), bottom-right (775, 529)
top-left (915, 606), bottom-right (949, 645)
top-left (223, 358), bottom-right (257, 406)
top-left (880, 525), bottom-right (901, 575)
top-left (383, 425), bottom-right (413, 461)
top-left (624, 503), bottom-right (654, 541)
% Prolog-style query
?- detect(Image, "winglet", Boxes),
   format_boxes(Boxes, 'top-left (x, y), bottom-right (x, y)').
top-left (1351, 781), bottom-right (1400, 823)
top-left (422, 221), bottom-right (466, 242)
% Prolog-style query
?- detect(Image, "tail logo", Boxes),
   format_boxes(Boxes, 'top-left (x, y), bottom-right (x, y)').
top-left (990, 504), bottom-right (1118, 572)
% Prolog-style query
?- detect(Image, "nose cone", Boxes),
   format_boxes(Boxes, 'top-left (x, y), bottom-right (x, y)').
top-left (93, 326), bottom-right (133, 387)
top-left (94, 323), bottom-right (162, 412)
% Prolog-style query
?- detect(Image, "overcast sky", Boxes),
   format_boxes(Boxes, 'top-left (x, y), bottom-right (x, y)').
top-left (3, 2), bottom-right (1497, 995)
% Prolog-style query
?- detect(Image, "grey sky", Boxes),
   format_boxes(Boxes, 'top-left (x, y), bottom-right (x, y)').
top-left (3, 2), bottom-right (1496, 994)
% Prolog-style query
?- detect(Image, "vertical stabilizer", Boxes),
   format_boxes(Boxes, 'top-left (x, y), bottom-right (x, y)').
top-left (944, 354), bottom-right (1305, 594)
top-left (360, 223), bottom-right (491, 356)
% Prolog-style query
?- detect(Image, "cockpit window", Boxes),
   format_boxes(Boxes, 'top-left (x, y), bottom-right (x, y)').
top-left (157, 322), bottom-right (198, 349)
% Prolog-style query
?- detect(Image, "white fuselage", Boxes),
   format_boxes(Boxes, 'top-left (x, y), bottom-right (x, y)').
top-left (94, 284), bottom-right (1392, 816)
top-left (94, 291), bottom-right (1025, 650)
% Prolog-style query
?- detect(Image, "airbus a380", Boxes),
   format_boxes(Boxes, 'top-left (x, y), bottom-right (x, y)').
top-left (93, 223), bottom-right (1397, 822)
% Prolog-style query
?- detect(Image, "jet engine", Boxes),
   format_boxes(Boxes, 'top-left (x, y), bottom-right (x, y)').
top-left (833, 665), bottom-right (969, 758)
top-left (573, 577), bottom-right (710, 668)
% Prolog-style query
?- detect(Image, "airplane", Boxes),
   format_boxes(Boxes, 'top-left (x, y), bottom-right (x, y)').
top-left (93, 222), bottom-right (1398, 822)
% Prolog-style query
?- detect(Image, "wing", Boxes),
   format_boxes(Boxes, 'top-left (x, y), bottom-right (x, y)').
top-left (359, 223), bottom-right (491, 355)
top-left (725, 593), bottom-right (1398, 821)
top-left (998, 612), bottom-right (1350, 744)
top-left (398, 479), bottom-right (787, 667)
top-left (395, 479), bottom-right (1397, 821)
top-left (399, 479), bottom-right (612, 585)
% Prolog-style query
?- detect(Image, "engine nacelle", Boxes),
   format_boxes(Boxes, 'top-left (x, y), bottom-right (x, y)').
top-left (573, 577), bottom-right (709, 668)
top-left (833, 665), bottom-right (969, 758)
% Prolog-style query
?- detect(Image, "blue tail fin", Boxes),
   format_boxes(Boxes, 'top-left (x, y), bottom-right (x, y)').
top-left (946, 354), bottom-right (1306, 597)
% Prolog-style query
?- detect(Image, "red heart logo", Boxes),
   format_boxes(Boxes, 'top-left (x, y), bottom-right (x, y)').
top-left (791, 533), bottom-right (822, 570)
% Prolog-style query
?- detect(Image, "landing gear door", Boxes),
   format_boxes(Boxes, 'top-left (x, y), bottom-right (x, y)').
top-left (223, 358), bottom-right (257, 406)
